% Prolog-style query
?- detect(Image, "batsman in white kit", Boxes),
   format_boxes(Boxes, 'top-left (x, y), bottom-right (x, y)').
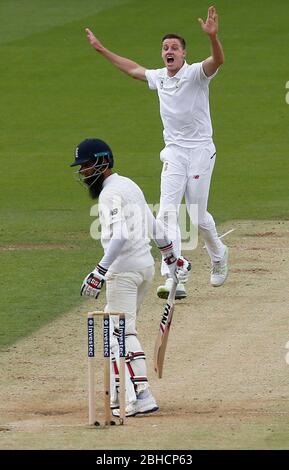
top-left (85, 6), bottom-right (229, 300)
top-left (70, 138), bottom-right (190, 417)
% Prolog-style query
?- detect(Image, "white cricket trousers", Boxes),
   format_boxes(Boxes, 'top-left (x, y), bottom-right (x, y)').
top-left (105, 266), bottom-right (155, 399)
top-left (105, 266), bottom-right (154, 334)
top-left (157, 143), bottom-right (225, 276)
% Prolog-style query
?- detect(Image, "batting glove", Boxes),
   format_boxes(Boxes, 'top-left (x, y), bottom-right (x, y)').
top-left (159, 242), bottom-right (178, 280)
top-left (176, 256), bottom-right (191, 283)
top-left (80, 264), bottom-right (107, 299)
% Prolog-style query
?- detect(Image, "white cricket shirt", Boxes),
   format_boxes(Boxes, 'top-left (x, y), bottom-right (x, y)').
top-left (145, 61), bottom-right (217, 148)
top-left (98, 173), bottom-right (154, 273)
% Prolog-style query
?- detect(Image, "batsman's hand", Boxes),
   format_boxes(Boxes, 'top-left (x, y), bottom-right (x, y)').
top-left (159, 242), bottom-right (178, 281)
top-left (85, 28), bottom-right (104, 52)
top-left (80, 265), bottom-right (107, 299)
top-left (176, 256), bottom-right (191, 283)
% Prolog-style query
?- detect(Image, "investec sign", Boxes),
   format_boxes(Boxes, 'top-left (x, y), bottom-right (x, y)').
top-left (87, 318), bottom-right (94, 357)
top-left (103, 318), bottom-right (110, 357)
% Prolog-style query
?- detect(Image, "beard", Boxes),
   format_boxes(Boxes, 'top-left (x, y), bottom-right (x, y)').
top-left (86, 174), bottom-right (105, 199)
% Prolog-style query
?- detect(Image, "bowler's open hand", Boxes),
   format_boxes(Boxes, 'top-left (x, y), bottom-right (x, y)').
top-left (85, 28), bottom-right (104, 51)
top-left (198, 5), bottom-right (219, 36)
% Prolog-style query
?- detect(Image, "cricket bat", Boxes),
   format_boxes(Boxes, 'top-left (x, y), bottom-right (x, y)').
top-left (154, 279), bottom-right (178, 378)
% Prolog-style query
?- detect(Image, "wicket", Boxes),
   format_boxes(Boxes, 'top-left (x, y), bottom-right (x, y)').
top-left (87, 310), bottom-right (126, 426)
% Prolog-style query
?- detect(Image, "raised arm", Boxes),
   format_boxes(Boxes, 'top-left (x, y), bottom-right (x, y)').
top-left (198, 6), bottom-right (224, 77)
top-left (85, 28), bottom-right (147, 81)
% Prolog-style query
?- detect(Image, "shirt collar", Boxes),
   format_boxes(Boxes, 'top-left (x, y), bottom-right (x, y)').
top-left (165, 60), bottom-right (188, 79)
top-left (102, 172), bottom-right (118, 188)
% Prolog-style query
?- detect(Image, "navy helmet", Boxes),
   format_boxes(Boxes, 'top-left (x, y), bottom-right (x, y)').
top-left (70, 138), bottom-right (114, 168)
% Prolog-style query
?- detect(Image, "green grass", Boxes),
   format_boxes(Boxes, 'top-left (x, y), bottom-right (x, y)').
top-left (0, 249), bottom-right (86, 346)
top-left (0, 0), bottom-right (289, 347)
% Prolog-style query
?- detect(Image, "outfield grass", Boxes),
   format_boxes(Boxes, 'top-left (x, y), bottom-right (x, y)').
top-left (0, 0), bottom-right (288, 346)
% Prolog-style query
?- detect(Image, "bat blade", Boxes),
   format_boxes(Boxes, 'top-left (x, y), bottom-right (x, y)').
top-left (154, 280), bottom-right (177, 378)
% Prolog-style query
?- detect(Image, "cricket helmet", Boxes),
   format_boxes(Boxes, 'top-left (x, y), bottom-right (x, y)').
top-left (70, 138), bottom-right (114, 168)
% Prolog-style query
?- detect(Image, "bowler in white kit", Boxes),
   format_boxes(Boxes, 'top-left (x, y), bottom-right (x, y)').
top-left (85, 6), bottom-right (229, 300)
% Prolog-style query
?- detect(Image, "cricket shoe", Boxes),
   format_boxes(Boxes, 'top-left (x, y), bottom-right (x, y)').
top-left (112, 393), bottom-right (159, 417)
top-left (110, 397), bottom-right (119, 410)
top-left (157, 277), bottom-right (187, 300)
top-left (210, 246), bottom-right (229, 287)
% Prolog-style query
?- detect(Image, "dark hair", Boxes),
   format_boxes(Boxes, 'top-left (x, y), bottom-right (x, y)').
top-left (162, 34), bottom-right (186, 50)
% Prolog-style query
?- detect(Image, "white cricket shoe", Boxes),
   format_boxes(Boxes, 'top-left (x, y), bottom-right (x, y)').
top-left (157, 277), bottom-right (187, 300)
top-left (112, 393), bottom-right (159, 417)
top-left (210, 246), bottom-right (229, 287)
top-left (110, 397), bottom-right (119, 410)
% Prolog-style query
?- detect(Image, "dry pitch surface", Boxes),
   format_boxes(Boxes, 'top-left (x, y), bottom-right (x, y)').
top-left (1, 220), bottom-right (289, 450)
